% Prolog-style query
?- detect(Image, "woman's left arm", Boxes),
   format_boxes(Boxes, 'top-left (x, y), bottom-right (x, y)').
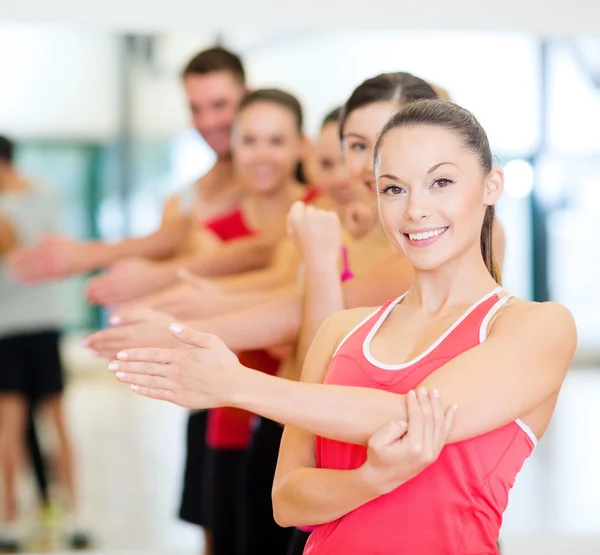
top-left (115, 301), bottom-right (576, 445)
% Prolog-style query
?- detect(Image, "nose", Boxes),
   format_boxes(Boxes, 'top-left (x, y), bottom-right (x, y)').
top-left (196, 112), bottom-right (220, 133)
top-left (405, 189), bottom-right (431, 221)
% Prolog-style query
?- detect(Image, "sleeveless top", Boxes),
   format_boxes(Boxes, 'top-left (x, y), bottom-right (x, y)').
top-left (304, 287), bottom-right (536, 554)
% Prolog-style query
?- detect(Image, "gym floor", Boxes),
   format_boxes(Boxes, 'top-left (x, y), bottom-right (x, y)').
top-left (16, 339), bottom-right (600, 554)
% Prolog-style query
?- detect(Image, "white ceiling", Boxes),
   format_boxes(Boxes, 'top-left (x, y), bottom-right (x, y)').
top-left (2, 0), bottom-right (600, 35)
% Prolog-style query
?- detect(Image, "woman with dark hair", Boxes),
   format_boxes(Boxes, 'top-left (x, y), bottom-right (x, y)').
top-left (112, 98), bottom-right (575, 554)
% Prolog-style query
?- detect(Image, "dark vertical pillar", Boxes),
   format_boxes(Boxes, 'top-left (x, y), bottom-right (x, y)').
top-left (531, 40), bottom-right (551, 302)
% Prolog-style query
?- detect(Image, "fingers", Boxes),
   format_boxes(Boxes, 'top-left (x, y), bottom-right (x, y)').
top-left (109, 306), bottom-right (152, 327)
top-left (405, 389), bottom-right (423, 453)
top-left (430, 388), bottom-right (446, 451)
top-left (85, 327), bottom-right (130, 354)
top-left (112, 366), bottom-right (174, 390)
top-left (109, 358), bottom-right (171, 376)
top-left (417, 387), bottom-right (434, 461)
top-left (116, 347), bottom-right (174, 364)
top-left (287, 201), bottom-right (306, 237)
top-left (87, 275), bottom-right (126, 306)
top-left (169, 323), bottom-right (220, 350)
top-left (368, 421), bottom-right (408, 450)
top-left (288, 200), bottom-right (306, 221)
top-left (130, 386), bottom-right (176, 403)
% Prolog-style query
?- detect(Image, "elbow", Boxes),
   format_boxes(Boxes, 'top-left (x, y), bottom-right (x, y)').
top-left (250, 242), bottom-right (276, 268)
top-left (271, 486), bottom-right (296, 528)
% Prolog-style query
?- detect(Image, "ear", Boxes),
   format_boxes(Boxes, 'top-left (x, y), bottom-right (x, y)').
top-left (484, 167), bottom-right (504, 206)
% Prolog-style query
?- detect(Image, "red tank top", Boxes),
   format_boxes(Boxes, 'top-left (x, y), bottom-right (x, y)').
top-left (305, 287), bottom-right (536, 555)
top-left (204, 187), bottom-right (319, 449)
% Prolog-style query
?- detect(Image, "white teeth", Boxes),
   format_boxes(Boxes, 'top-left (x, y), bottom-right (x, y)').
top-left (408, 227), bottom-right (448, 241)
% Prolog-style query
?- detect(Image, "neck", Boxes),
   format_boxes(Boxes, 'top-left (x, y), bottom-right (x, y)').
top-left (197, 158), bottom-right (236, 198)
top-left (405, 242), bottom-right (499, 314)
top-left (243, 180), bottom-right (302, 227)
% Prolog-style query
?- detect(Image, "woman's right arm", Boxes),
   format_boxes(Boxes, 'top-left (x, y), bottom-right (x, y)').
top-left (273, 312), bottom-right (384, 526)
top-left (272, 427), bottom-right (381, 527)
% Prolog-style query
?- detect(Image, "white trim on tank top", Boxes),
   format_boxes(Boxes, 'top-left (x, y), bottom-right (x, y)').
top-left (479, 294), bottom-right (539, 447)
top-left (333, 307), bottom-right (382, 357)
top-left (362, 286), bottom-right (503, 371)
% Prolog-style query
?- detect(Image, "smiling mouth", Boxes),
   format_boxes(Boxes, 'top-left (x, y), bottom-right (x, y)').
top-left (403, 227), bottom-right (449, 241)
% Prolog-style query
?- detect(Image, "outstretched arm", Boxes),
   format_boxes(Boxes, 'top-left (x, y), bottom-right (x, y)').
top-left (8, 196), bottom-right (187, 283)
top-left (114, 300), bottom-right (575, 446)
top-left (86, 230), bottom-right (282, 306)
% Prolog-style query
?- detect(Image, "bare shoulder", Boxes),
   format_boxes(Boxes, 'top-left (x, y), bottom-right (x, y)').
top-left (321, 305), bottom-right (382, 347)
top-left (301, 305), bottom-right (382, 383)
top-left (491, 298), bottom-right (577, 353)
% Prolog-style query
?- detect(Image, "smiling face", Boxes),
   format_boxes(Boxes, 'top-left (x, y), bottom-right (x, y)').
top-left (316, 121), bottom-right (353, 206)
top-left (231, 101), bottom-right (301, 195)
top-left (375, 124), bottom-right (503, 272)
top-left (183, 71), bottom-right (246, 158)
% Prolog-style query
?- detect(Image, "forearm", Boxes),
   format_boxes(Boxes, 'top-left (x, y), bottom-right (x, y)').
top-left (174, 284), bottom-right (298, 321)
top-left (213, 266), bottom-right (292, 294)
top-left (232, 370), bottom-right (406, 445)
top-left (189, 288), bottom-right (302, 351)
top-left (78, 228), bottom-right (182, 271)
top-left (273, 465), bottom-right (378, 527)
top-left (181, 237), bottom-right (278, 277)
top-left (295, 258), bottom-right (344, 378)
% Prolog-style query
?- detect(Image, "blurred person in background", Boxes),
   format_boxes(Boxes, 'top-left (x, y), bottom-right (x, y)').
top-left (10, 46), bottom-right (248, 555)
top-left (0, 135), bottom-right (89, 551)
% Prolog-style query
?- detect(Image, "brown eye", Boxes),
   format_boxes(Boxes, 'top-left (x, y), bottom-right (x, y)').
top-left (380, 185), bottom-right (404, 195)
top-left (432, 178), bottom-right (453, 188)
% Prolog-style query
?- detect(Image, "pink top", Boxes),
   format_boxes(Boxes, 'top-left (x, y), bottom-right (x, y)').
top-left (339, 246), bottom-right (354, 282)
top-left (304, 287), bottom-right (536, 554)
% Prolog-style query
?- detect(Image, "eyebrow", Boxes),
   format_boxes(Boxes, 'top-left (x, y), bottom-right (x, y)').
top-left (343, 132), bottom-right (368, 141)
top-left (428, 161), bottom-right (459, 173)
top-left (378, 161), bottom-right (460, 181)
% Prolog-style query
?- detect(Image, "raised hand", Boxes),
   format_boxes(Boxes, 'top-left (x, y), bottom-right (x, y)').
top-left (287, 201), bottom-right (343, 263)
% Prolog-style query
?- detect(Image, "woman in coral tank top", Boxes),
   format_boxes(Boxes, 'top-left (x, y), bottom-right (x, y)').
top-left (112, 99), bottom-right (576, 555)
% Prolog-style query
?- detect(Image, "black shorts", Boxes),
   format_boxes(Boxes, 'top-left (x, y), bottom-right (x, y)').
top-left (203, 447), bottom-right (248, 555)
top-left (179, 411), bottom-right (210, 526)
top-left (0, 330), bottom-right (64, 400)
top-left (245, 418), bottom-right (294, 554)
top-left (287, 529), bottom-right (311, 555)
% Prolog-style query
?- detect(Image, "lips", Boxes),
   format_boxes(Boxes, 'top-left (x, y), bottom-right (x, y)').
top-left (404, 226), bottom-right (449, 241)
